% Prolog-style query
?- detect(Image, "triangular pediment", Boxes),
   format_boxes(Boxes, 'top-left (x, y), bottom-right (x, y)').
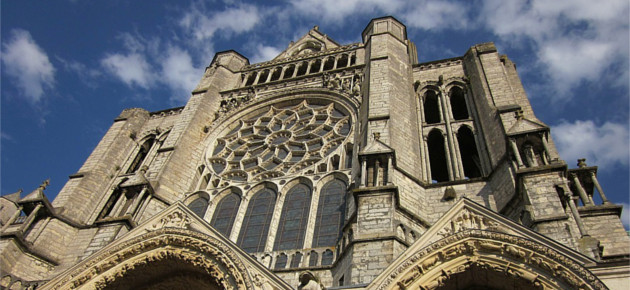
top-left (274, 26), bottom-right (340, 60)
top-left (41, 202), bottom-right (292, 290)
top-left (360, 137), bottom-right (394, 155)
top-left (507, 117), bottom-right (549, 135)
top-left (369, 198), bottom-right (602, 289)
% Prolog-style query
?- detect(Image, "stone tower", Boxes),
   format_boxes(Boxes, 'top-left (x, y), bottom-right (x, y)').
top-left (1, 17), bottom-right (628, 289)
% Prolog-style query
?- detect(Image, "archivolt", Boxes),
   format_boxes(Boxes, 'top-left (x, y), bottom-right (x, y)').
top-left (43, 228), bottom-right (253, 290)
top-left (375, 230), bottom-right (605, 290)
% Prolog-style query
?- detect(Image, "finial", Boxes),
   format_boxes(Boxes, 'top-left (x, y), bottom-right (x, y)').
top-left (39, 179), bottom-right (50, 190)
top-left (313, 25), bottom-right (319, 31)
top-left (577, 158), bottom-right (587, 168)
top-left (515, 110), bottom-right (524, 120)
top-left (373, 132), bottom-right (380, 140)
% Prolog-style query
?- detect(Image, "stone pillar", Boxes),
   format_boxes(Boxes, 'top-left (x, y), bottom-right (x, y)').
top-left (387, 156), bottom-right (393, 185)
top-left (443, 132), bottom-right (455, 181)
top-left (374, 159), bottom-right (381, 186)
top-left (567, 195), bottom-right (588, 237)
top-left (20, 204), bottom-right (43, 233)
top-left (571, 174), bottom-right (593, 206)
top-left (253, 71), bottom-right (261, 85)
top-left (1, 206), bottom-right (23, 231)
top-left (423, 137), bottom-right (432, 182)
top-left (509, 139), bottom-right (524, 168)
top-left (360, 159), bottom-right (367, 187)
top-left (590, 172), bottom-right (610, 204)
top-left (126, 187), bottom-right (148, 216)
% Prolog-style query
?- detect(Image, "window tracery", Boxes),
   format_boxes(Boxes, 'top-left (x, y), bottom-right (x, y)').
top-left (210, 192), bottom-right (241, 237)
top-left (207, 100), bottom-right (352, 187)
top-left (274, 184), bottom-right (312, 251)
top-left (312, 179), bottom-right (346, 247)
top-left (237, 188), bottom-right (276, 253)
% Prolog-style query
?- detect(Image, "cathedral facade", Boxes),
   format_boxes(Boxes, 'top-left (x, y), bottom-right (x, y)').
top-left (1, 17), bottom-right (628, 289)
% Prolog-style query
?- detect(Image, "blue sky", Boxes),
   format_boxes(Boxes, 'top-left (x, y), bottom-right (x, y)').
top-left (2, 1), bottom-right (629, 227)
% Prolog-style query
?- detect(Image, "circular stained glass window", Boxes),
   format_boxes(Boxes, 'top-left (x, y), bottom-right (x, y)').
top-left (207, 100), bottom-right (351, 183)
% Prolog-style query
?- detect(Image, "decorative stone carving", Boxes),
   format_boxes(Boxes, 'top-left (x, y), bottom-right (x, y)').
top-left (376, 230), bottom-right (606, 290)
top-left (436, 209), bottom-right (502, 238)
top-left (150, 210), bottom-right (191, 230)
top-left (297, 271), bottom-right (323, 290)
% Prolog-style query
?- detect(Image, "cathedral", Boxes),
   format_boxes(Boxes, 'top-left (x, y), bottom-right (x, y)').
top-left (1, 17), bottom-right (629, 289)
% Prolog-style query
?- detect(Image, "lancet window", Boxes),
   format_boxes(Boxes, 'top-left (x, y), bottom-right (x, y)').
top-left (274, 184), bottom-right (312, 250)
top-left (237, 187), bottom-right (276, 253)
top-left (210, 192), bottom-right (241, 237)
top-left (312, 179), bottom-right (346, 247)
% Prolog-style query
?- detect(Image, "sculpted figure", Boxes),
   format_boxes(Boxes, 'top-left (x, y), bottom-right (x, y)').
top-left (297, 272), bottom-right (323, 290)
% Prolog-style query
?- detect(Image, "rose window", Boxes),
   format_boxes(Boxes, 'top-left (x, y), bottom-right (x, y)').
top-left (207, 100), bottom-right (352, 183)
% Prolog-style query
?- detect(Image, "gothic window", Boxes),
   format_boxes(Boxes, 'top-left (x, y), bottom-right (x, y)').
top-left (237, 187), bottom-right (276, 253)
top-left (312, 179), bottom-right (346, 247)
top-left (423, 90), bottom-right (441, 124)
top-left (290, 252), bottom-right (303, 268)
top-left (350, 54), bottom-right (356, 66)
top-left (321, 249), bottom-right (334, 266)
top-left (309, 59), bottom-right (322, 74)
top-left (296, 61), bottom-right (308, 76)
top-left (245, 73), bottom-right (256, 86)
top-left (270, 67), bottom-right (282, 82)
top-left (428, 129), bottom-right (449, 182)
top-left (449, 87), bottom-right (469, 120)
top-left (309, 251), bottom-right (319, 266)
top-left (457, 126), bottom-right (482, 178)
top-left (257, 69), bottom-right (270, 84)
top-left (283, 65), bottom-right (295, 79)
top-left (206, 101), bottom-right (351, 185)
top-left (126, 138), bottom-right (155, 174)
top-left (210, 192), bottom-right (241, 237)
top-left (274, 184), bottom-right (312, 251)
top-left (337, 54), bottom-right (349, 68)
top-left (98, 188), bottom-right (123, 219)
top-left (188, 197), bottom-right (209, 218)
top-left (323, 57), bottom-right (335, 71)
top-left (274, 253), bottom-right (288, 269)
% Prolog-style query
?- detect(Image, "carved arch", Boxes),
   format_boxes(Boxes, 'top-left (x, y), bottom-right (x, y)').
top-left (43, 228), bottom-right (254, 290)
top-left (375, 230), bottom-right (606, 290)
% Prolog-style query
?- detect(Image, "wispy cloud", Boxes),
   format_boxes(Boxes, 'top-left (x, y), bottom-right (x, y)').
top-left (249, 44), bottom-right (283, 63)
top-left (1, 29), bottom-right (55, 104)
top-left (101, 52), bottom-right (155, 89)
top-left (551, 120), bottom-right (629, 169)
top-left (161, 46), bottom-right (203, 103)
top-left (179, 4), bottom-right (262, 41)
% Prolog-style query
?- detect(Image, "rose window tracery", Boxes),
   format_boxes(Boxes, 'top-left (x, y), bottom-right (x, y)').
top-left (207, 100), bottom-right (352, 184)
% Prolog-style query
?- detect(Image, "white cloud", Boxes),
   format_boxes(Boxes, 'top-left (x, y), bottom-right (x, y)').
top-left (551, 120), bottom-right (629, 169)
top-left (1, 29), bottom-right (55, 103)
top-left (250, 44), bottom-right (282, 64)
top-left (289, 0), bottom-right (404, 23)
top-left (180, 4), bottom-right (261, 41)
top-left (400, 1), bottom-right (468, 31)
top-left (101, 53), bottom-right (155, 89)
top-left (478, 0), bottom-right (629, 100)
top-left (161, 47), bottom-right (203, 103)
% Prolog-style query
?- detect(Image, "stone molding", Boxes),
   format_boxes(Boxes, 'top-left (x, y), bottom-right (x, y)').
top-left (373, 230), bottom-right (606, 290)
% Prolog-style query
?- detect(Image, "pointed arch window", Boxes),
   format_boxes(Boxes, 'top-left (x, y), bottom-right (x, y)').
top-left (237, 187), bottom-right (276, 253)
top-left (127, 138), bottom-right (155, 173)
top-left (423, 90), bottom-right (441, 124)
top-left (449, 87), bottom-right (469, 120)
top-left (457, 126), bottom-right (482, 178)
top-left (210, 192), bottom-right (241, 237)
top-left (188, 197), bottom-right (209, 218)
top-left (312, 179), bottom-right (346, 247)
top-left (428, 129), bottom-right (449, 182)
top-left (274, 184), bottom-right (312, 251)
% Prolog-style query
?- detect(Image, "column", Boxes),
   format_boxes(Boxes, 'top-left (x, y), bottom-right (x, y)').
top-left (452, 131), bottom-right (465, 178)
top-left (423, 137), bottom-right (432, 182)
top-left (567, 195), bottom-right (588, 237)
top-left (360, 159), bottom-right (367, 187)
top-left (540, 133), bottom-right (551, 163)
top-left (590, 172), bottom-right (610, 204)
top-left (571, 174), bottom-right (593, 206)
top-left (252, 71), bottom-right (261, 85)
top-left (110, 189), bottom-right (128, 217)
top-left (20, 204), bottom-right (43, 233)
top-left (509, 139), bottom-right (524, 168)
top-left (387, 156), bottom-right (393, 185)
top-left (279, 67), bottom-right (287, 80)
top-left (126, 187), bottom-right (148, 216)
top-left (1, 206), bottom-right (23, 231)
top-left (443, 132), bottom-right (455, 181)
top-left (374, 159), bottom-right (381, 186)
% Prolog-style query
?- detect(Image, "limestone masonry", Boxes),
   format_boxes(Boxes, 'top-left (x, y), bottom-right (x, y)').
top-left (1, 17), bottom-right (628, 289)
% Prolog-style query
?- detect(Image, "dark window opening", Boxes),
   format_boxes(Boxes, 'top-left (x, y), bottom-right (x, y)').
top-left (428, 130), bottom-right (449, 182)
top-left (337, 54), bottom-right (348, 68)
top-left (350, 54), bottom-right (356, 66)
top-left (245, 73), bottom-right (257, 86)
top-left (274, 184), bottom-right (311, 251)
top-left (188, 197), bottom-right (209, 218)
top-left (237, 188), bottom-right (276, 253)
top-left (309, 59), bottom-right (321, 74)
top-left (457, 126), bottom-right (482, 178)
top-left (312, 179), bottom-right (346, 247)
top-left (332, 155), bottom-right (340, 170)
top-left (283, 65), bottom-right (295, 79)
top-left (290, 252), bottom-right (303, 268)
top-left (423, 91), bottom-right (441, 124)
top-left (309, 251), bottom-right (319, 266)
top-left (450, 87), bottom-right (469, 120)
top-left (270, 67), bottom-right (282, 82)
top-left (257, 69), bottom-right (270, 84)
top-left (323, 57), bottom-right (334, 71)
top-left (127, 138), bottom-right (155, 174)
top-left (274, 253), bottom-right (288, 269)
top-left (321, 249), bottom-right (334, 265)
top-left (345, 145), bottom-right (353, 169)
top-left (210, 192), bottom-right (240, 237)
top-left (296, 61), bottom-right (308, 76)
top-left (99, 188), bottom-right (123, 219)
